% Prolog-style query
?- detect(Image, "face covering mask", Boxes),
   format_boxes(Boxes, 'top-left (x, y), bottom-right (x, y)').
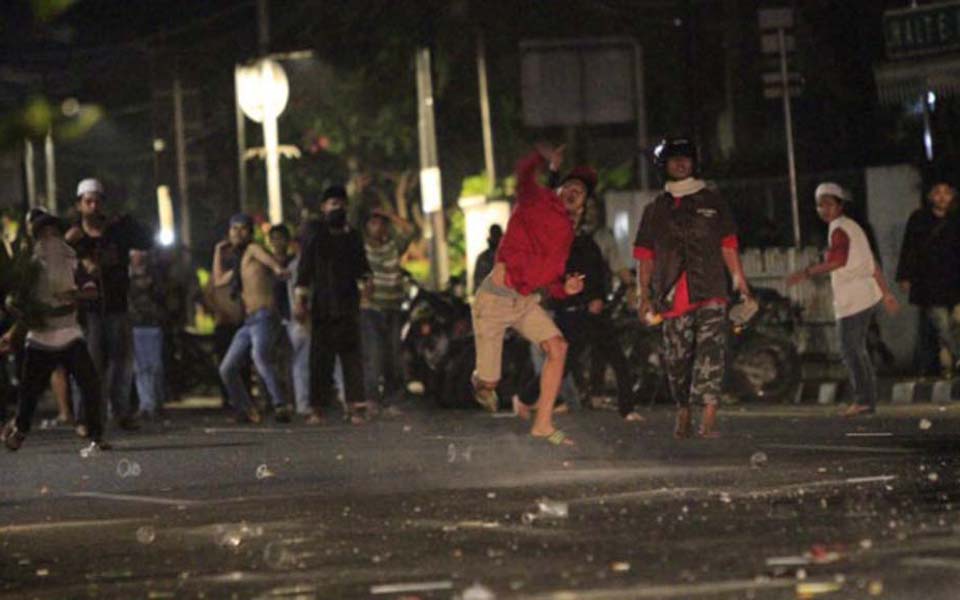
top-left (326, 208), bottom-right (347, 228)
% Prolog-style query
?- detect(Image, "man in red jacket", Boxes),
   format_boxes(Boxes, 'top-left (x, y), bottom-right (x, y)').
top-left (472, 144), bottom-right (585, 446)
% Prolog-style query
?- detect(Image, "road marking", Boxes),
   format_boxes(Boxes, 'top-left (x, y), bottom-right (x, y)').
top-left (760, 443), bottom-right (912, 454)
top-left (0, 518), bottom-right (143, 534)
top-left (518, 577), bottom-right (797, 598)
top-left (845, 475), bottom-right (896, 484)
top-left (746, 475), bottom-right (896, 498)
top-left (570, 487), bottom-right (702, 505)
top-left (371, 581), bottom-right (453, 594)
top-left (203, 428), bottom-right (294, 434)
top-left (69, 492), bottom-right (201, 506)
top-left (901, 557), bottom-right (960, 570)
top-left (845, 432), bottom-right (893, 437)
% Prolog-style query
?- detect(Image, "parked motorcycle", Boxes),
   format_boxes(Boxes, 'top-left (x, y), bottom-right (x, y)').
top-left (400, 275), bottom-right (472, 407)
top-left (401, 274), bottom-right (535, 409)
top-left (594, 285), bottom-right (801, 404)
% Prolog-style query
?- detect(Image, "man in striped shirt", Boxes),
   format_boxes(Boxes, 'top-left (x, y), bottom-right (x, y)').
top-left (361, 209), bottom-right (415, 413)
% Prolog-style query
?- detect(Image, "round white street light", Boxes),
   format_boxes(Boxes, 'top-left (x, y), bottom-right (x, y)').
top-left (235, 59), bottom-right (289, 224)
top-left (236, 59), bottom-right (289, 123)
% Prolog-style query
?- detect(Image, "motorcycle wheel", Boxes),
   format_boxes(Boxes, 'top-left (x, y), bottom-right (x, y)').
top-left (728, 333), bottom-right (800, 402)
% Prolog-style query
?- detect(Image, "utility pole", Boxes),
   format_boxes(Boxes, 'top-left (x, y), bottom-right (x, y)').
top-left (44, 129), bottom-right (56, 213)
top-left (759, 7), bottom-right (801, 247)
top-left (173, 76), bottom-right (192, 248)
top-left (235, 69), bottom-right (247, 212)
top-left (415, 47), bottom-right (449, 290)
top-left (23, 139), bottom-right (36, 208)
top-left (633, 42), bottom-right (650, 189)
top-left (777, 28), bottom-right (800, 248)
top-left (476, 31), bottom-right (496, 195)
top-left (257, 0), bottom-right (270, 55)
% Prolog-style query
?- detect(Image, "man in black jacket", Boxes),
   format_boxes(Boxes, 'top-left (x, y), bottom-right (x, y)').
top-left (294, 185), bottom-right (372, 424)
top-left (896, 181), bottom-right (960, 376)
top-left (633, 137), bottom-right (752, 438)
top-left (67, 178), bottom-right (154, 434)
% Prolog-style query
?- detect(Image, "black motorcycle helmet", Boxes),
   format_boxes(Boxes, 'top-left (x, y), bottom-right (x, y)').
top-left (652, 136), bottom-right (698, 181)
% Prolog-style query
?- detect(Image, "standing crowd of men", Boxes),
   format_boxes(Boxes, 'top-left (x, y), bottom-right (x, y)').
top-left (1, 135), bottom-right (958, 452)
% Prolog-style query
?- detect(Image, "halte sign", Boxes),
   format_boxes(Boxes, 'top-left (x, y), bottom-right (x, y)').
top-left (884, 1), bottom-right (960, 60)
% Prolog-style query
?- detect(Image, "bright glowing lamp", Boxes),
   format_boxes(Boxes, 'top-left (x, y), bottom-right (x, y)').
top-left (236, 59), bottom-right (289, 224)
top-left (157, 185), bottom-right (175, 246)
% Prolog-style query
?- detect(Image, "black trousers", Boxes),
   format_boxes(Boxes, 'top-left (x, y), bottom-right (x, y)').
top-left (519, 310), bottom-right (634, 415)
top-left (15, 341), bottom-right (103, 439)
top-left (309, 313), bottom-right (364, 410)
top-left (557, 310), bottom-right (635, 416)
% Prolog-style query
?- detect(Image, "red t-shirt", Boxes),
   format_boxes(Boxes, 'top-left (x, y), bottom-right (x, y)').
top-left (633, 195), bottom-right (739, 319)
top-left (826, 228), bottom-right (850, 266)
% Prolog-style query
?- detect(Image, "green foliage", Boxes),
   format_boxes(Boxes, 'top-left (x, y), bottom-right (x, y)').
top-left (600, 161), bottom-right (634, 191)
top-left (30, 0), bottom-right (76, 22)
top-left (0, 97), bottom-right (102, 152)
top-left (459, 173), bottom-right (515, 201)
top-left (405, 258), bottom-right (430, 283)
top-left (446, 208), bottom-right (466, 278)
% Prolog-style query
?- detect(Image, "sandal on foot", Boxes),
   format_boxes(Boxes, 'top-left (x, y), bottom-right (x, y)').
top-left (531, 429), bottom-right (574, 446)
top-left (471, 374), bottom-right (499, 413)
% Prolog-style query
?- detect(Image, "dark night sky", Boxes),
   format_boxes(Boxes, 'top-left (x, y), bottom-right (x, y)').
top-left (0, 0), bottom-right (951, 251)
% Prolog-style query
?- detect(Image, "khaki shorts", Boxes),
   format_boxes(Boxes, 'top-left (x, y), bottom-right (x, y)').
top-left (472, 289), bottom-right (562, 383)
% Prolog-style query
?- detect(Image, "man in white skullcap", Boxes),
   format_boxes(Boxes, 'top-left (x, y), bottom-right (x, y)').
top-left (787, 182), bottom-right (900, 418)
top-left (66, 178), bottom-right (154, 434)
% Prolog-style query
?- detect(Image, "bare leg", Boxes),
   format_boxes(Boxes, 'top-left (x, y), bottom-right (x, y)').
top-left (51, 367), bottom-right (72, 423)
top-left (531, 336), bottom-right (571, 443)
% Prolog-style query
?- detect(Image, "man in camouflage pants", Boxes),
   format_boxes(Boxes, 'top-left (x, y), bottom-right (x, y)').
top-left (661, 306), bottom-right (727, 414)
top-left (634, 137), bottom-right (752, 438)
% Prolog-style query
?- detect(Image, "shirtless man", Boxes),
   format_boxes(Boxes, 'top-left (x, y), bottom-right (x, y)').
top-left (216, 214), bottom-right (292, 423)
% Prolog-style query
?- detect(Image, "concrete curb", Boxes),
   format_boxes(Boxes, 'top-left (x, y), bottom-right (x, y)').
top-left (795, 379), bottom-right (959, 405)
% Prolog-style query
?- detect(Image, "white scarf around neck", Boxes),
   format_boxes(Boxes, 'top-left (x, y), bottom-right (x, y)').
top-left (665, 177), bottom-right (706, 198)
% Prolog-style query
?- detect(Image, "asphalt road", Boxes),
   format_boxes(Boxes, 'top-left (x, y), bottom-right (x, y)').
top-left (3, 400), bottom-right (960, 599)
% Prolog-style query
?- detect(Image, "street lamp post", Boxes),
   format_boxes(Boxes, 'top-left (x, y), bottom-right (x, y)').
top-left (236, 58), bottom-right (289, 224)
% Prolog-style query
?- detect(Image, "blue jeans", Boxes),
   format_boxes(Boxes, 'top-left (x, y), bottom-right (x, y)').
top-left (361, 309), bottom-right (404, 403)
top-left (74, 311), bottom-right (134, 422)
top-left (287, 320), bottom-right (311, 414)
top-left (133, 326), bottom-right (165, 415)
top-left (219, 309), bottom-right (288, 413)
top-left (837, 305), bottom-right (878, 410)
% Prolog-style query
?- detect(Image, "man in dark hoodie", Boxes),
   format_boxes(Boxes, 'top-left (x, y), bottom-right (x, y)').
top-left (294, 185), bottom-right (372, 424)
top-left (896, 180), bottom-right (960, 376)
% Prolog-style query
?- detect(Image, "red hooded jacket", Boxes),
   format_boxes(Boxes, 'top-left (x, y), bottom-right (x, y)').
top-left (495, 152), bottom-right (574, 299)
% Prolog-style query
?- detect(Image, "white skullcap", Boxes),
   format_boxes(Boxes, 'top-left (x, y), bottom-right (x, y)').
top-left (76, 178), bottom-right (104, 197)
top-left (814, 182), bottom-right (846, 202)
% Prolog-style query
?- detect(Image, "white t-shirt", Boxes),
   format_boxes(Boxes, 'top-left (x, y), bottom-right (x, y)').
top-left (828, 215), bottom-right (882, 319)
